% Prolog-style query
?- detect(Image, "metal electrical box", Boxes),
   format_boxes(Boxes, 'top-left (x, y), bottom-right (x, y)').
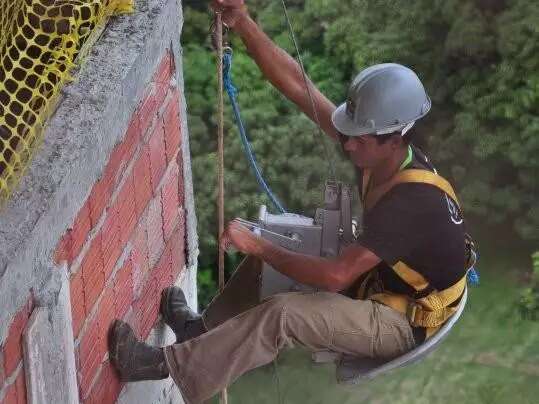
top-left (250, 181), bottom-right (356, 299)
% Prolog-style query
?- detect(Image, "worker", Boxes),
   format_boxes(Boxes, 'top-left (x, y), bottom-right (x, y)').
top-left (108, 0), bottom-right (470, 402)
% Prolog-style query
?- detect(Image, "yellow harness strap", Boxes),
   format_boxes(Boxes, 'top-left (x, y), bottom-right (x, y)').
top-left (362, 169), bottom-right (460, 211)
top-left (359, 168), bottom-right (466, 337)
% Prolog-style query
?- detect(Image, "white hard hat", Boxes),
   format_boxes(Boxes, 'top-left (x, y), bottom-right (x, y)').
top-left (332, 63), bottom-right (431, 137)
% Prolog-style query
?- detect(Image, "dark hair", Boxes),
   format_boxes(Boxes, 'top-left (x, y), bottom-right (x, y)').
top-left (375, 129), bottom-right (414, 146)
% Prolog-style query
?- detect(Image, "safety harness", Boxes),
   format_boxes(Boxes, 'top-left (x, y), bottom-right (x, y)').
top-left (358, 166), bottom-right (476, 339)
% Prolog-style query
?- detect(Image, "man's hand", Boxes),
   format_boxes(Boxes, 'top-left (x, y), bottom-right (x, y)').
top-left (220, 219), bottom-right (265, 256)
top-left (211, 0), bottom-right (249, 30)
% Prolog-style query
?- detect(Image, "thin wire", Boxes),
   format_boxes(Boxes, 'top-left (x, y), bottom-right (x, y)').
top-left (214, 12), bottom-right (229, 404)
top-left (279, 0), bottom-right (337, 181)
top-left (272, 358), bottom-right (285, 404)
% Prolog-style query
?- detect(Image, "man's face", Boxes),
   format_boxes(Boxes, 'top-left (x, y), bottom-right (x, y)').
top-left (340, 133), bottom-right (394, 169)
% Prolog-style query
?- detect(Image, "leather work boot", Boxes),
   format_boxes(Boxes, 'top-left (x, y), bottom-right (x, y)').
top-left (108, 320), bottom-right (169, 382)
top-left (160, 287), bottom-right (206, 343)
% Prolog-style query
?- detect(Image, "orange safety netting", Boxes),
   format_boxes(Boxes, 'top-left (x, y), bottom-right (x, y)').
top-left (0, 0), bottom-right (133, 205)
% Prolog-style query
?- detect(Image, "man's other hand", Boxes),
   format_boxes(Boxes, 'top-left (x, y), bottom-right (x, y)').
top-left (220, 219), bottom-right (265, 256)
top-left (211, 0), bottom-right (249, 29)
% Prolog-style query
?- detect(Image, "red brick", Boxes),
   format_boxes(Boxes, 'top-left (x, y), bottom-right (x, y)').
top-left (83, 361), bottom-right (122, 404)
top-left (148, 125), bottom-right (167, 194)
top-left (153, 243), bottom-right (173, 292)
top-left (70, 271), bottom-right (86, 338)
top-left (70, 200), bottom-right (92, 262)
top-left (134, 277), bottom-right (159, 339)
top-left (130, 218), bottom-right (150, 298)
top-left (163, 93), bottom-right (182, 163)
top-left (88, 176), bottom-right (113, 227)
top-left (54, 231), bottom-right (72, 264)
top-left (79, 358), bottom-right (101, 400)
top-left (79, 318), bottom-right (105, 396)
top-left (115, 174), bottom-right (137, 246)
top-left (3, 379), bottom-right (17, 404)
top-left (155, 51), bottom-right (173, 85)
top-left (95, 287), bottom-right (116, 350)
top-left (105, 144), bottom-right (126, 191)
top-left (133, 145), bottom-right (153, 217)
top-left (100, 209), bottom-right (121, 281)
top-left (114, 261), bottom-right (133, 319)
top-left (15, 368), bottom-right (26, 404)
top-left (3, 300), bottom-right (32, 377)
top-left (146, 197), bottom-right (164, 268)
top-left (137, 90), bottom-right (158, 138)
top-left (154, 81), bottom-right (170, 119)
top-left (161, 163), bottom-right (180, 241)
top-left (123, 119), bottom-right (141, 166)
top-left (81, 234), bottom-right (105, 313)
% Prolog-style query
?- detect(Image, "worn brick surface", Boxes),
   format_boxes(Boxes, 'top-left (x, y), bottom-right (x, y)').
top-left (70, 200), bottom-right (92, 263)
top-left (14, 369), bottom-right (26, 404)
top-left (88, 173), bottom-right (114, 226)
top-left (100, 208), bottom-right (122, 281)
top-left (78, 316), bottom-right (104, 398)
top-left (2, 377), bottom-right (17, 404)
top-left (155, 51), bottom-right (173, 85)
top-left (133, 145), bottom-right (153, 217)
top-left (123, 119), bottom-right (141, 168)
top-left (70, 270), bottom-right (86, 338)
top-left (146, 197), bottom-right (164, 268)
top-left (148, 124), bottom-right (167, 194)
top-left (137, 90), bottom-right (158, 138)
top-left (153, 242), bottom-right (173, 292)
top-left (3, 300), bottom-right (32, 377)
top-left (161, 163), bottom-right (180, 241)
top-left (131, 216), bottom-right (150, 298)
top-left (115, 173), bottom-right (137, 246)
top-left (163, 92), bottom-right (182, 163)
top-left (54, 231), bottom-right (72, 264)
top-left (134, 277), bottom-right (159, 339)
top-left (83, 361), bottom-right (122, 404)
top-left (81, 234), bottom-right (105, 314)
top-left (114, 260), bottom-right (134, 319)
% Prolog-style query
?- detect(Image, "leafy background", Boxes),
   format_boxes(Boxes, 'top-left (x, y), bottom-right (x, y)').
top-left (182, 0), bottom-right (538, 307)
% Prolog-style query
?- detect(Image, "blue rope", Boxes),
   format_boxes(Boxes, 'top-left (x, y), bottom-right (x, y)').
top-left (467, 250), bottom-right (480, 286)
top-left (468, 267), bottom-right (480, 286)
top-left (222, 49), bottom-right (287, 214)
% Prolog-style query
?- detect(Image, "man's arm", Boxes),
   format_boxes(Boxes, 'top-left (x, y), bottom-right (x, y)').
top-left (214, 0), bottom-right (340, 141)
top-left (222, 220), bottom-right (382, 292)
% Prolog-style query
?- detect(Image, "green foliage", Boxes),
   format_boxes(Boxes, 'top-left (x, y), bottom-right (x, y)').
top-left (518, 251), bottom-right (539, 320)
top-left (181, 1), bottom-right (539, 299)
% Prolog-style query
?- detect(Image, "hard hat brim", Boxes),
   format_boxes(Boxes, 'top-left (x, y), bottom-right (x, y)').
top-left (331, 103), bottom-right (370, 137)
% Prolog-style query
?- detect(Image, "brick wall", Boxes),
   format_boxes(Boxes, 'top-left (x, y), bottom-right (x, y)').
top-left (0, 298), bottom-right (33, 404)
top-left (42, 50), bottom-right (187, 404)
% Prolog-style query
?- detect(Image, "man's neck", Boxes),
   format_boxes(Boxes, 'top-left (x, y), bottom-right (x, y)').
top-left (370, 146), bottom-right (409, 187)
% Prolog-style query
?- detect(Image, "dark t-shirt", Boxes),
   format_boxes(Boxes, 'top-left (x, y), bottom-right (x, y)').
top-left (356, 145), bottom-right (467, 313)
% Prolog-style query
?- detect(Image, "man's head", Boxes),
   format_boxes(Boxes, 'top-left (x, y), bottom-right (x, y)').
top-left (332, 63), bottom-right (430, 168)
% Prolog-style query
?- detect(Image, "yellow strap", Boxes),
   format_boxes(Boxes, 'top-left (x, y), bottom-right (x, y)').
top-left (368, 275), bottom-right (466, 328)
top-left (364, 169), bottom-right (460, 211)
top-left (392, 261), bottom-right (429, 292)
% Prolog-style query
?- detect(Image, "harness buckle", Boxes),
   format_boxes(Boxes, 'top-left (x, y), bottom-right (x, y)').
top-left (406, 302), bottom-right (421, 324)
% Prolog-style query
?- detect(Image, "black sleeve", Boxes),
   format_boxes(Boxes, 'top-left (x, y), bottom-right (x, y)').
top-left (358, 184), bottom-right (432, 266)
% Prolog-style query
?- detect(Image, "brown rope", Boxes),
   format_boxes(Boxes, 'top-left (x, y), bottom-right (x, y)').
top-left (214, 11), bottom-right (229, 404)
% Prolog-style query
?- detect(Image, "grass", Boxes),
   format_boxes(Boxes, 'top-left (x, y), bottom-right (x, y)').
top-left (207, 231), bottom-right (539, 404)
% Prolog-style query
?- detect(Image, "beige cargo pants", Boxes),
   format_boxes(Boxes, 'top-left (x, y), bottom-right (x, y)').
top-left (164, 257), bottom-right (416, 404)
